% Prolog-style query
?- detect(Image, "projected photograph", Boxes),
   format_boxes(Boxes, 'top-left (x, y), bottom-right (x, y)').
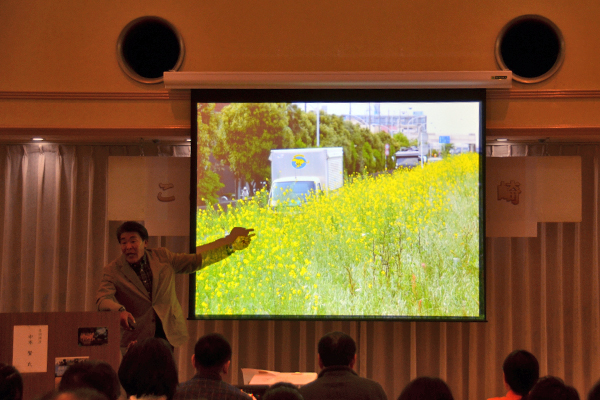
top-left (193, 95), bottom-right (483, 319)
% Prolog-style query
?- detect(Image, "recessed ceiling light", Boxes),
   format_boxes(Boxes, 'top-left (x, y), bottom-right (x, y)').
top-left (32, 137), bottom-right (45, 141)
top-left (186, 138), bottom-right (192, 142)
top-left (496, 138), bottom-right (508, 142)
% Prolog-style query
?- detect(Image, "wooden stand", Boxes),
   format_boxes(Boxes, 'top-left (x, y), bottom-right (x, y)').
top-left (0, 312), bottom-right (121, 400)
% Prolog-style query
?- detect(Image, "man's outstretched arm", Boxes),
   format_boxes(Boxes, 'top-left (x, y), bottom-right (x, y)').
top-left (196, 227), bottom-right (255, 268)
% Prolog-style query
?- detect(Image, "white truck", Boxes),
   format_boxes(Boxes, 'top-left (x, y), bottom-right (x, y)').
top-left (269, 147), bottom-right (344, 207)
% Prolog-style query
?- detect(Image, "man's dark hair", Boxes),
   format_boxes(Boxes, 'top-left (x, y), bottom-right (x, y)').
top-left (503, 350), bottom-right (540, 395)
top-left (118, 338), bottom-right (178, 400)
top-left (398, 377), bottom-right (454, 400)
top-left (589, 379), bottom-right (600, 400)
top-left (52, 388), bottom-right (109, 400)
top-left (194, 333), bottom-right (232, 369)
top-left (528, 376), bottom-right (579, 400)
top-left (58, 360), bottom-right (120, 400)
top-left (0, 363), bottom-right (23, 400)
top-left (116, 221), bottom-right (149, 242)
top-left (263, 382), bottom-right (304, 400)
top-left (317, 331), bottom-right (356, 367)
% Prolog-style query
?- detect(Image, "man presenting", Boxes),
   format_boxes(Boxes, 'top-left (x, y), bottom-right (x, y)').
top-left (299, 331), bottom-right (387, 400)
top-left (96, 221), bottom-right (254, 351)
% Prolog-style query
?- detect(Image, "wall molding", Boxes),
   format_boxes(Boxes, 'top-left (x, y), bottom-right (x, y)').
top-left (487, 89), bottom-right (600, 100)
top-left (486, 125), bottom-right (600, 143)
top-left (487, 126), bottom-right (600, 135)
top-left (1, 89), bottom-right (600, 101)
top-left (2, 125), bottom-right (599, 144)
top-left (2, 90), bottom-right (600, 143)
top-left (0, 126), bottom-right (190, 144)
top-left (0, 91), bottom-right (190, 101)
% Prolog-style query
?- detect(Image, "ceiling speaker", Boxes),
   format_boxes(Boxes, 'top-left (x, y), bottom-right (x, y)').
top-left (117, 16), bottom-right (185, 84)
top-left (495, 15), bottom-right (564, 84)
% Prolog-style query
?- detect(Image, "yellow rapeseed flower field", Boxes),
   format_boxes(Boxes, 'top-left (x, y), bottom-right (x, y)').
top-left (195, 153), bottom-right (481, 318)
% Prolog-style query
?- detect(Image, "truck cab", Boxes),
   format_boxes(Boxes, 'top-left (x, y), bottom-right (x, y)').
top-left (269, 176), bottom-right (322, 207)
top-left (268, 147), bottom-right (343, 207)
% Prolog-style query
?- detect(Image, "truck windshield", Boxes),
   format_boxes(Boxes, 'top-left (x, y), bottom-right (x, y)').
top-left (396, 157), bottom-right (419, 168)
top-left (271, 181), bottom-right (317, 204)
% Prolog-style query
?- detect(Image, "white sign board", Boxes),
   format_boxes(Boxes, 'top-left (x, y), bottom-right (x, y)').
top-left (108, 157), bottom-right (190, 236)
top-left (13, 325), bottom-right (48, 373)
top-left (486, 156), bottom-right (581, 237)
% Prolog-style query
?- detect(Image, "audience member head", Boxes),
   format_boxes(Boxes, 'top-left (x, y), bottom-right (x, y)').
top-left (262, 382), bottom-right (304, 400)
top-left (0, 363), bottom-right (23, 400)
top-left (317, 331), bottom-right (357, 368)
top-left (528, 376), bottom-right (579, 400)
top-left (588, 379), bottom-right (600, 400)
top-left (397, 377), bottom-right (454, 400)
top-left (193, 333), bottom-right (233, 374)
top-left (502, 350), bottom-right (540, 396)
top-left (39, 389), bottom-right (109, 400)
top-left (58, 360), bottom-right (120, 400)
top-left (116, 221), bottom-right (149, 242)
top-left (118, 338), bottom-right (178, 400)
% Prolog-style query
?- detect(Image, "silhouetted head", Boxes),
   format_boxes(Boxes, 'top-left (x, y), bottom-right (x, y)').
top-left (58, 360), bottom-right (120, 400)
top-left (262, 382), bottom-right (304, 400)
top-left (118, 338), bottom-right (178, 400)
top-left (0, 363), bottom-right (23, 400)
top-left (503, 350), bottom-right (540, 395)
top-left (528, 376), bottom-right (579, 400)
top-left (588, 379), bottom-right (600, 400)
top-left (398, 376), bottom-right (454, 400)
top-left (193, 333), bottom-right (233, 371)
top-left (41, 388), bottom-right (109, 400)
top-left (317, 331), bottom-right (356, 368)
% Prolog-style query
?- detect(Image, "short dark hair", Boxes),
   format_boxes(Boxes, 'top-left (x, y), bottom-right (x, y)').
top-left (116, 221), bottom-right (149, 242)
top-left (263, 382), bottom-right (304, 400)
top-left (398, 377), bottom-right (454, 400)
top-left (528, 376), bottom-right (579, 400)
top-left (58, 360), bottom-right (120, 400)
top-left (503, 350), bottom-right (540, 395)
top-left (317, 331), bottom-right (356, 367)
top-left (54, 388), bottom-right (109, 400)
top-left (194, 333), bottom-right (232, 369)
top-left (589, 379), bottom-right (600, 400)
top-left (0, 363), bottom-right (23, 400)
top-left (118, 338), bottom-right (178, 400)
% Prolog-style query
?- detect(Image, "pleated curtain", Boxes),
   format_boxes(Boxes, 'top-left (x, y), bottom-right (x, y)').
top-left (1, 142), bottom-right (599, 400)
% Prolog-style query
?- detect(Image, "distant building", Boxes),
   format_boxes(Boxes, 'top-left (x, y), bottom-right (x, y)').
top-left (344, 110), bottom-right (428, 137)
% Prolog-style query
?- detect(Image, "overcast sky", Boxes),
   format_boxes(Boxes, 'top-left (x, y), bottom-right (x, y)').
top-left (294, 102), bottom-right (481, 138)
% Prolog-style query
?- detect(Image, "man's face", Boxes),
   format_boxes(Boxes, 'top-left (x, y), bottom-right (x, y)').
top-left (120, 232), bottom-right (147, 264)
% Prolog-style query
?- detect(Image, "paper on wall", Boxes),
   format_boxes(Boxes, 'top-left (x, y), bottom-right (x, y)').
top-left (13, 325), bottom-right (48, 373)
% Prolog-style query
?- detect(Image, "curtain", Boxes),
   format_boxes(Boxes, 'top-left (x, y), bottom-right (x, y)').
top-left (1, 142), bottom-right (599, 400)
top-left (0, 143), bottom-right (191, 314)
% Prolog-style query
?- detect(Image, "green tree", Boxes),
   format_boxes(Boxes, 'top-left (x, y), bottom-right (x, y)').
top-left (197, 103), bottom-right (224, 205)
top-left (287, 104), bottom-right (314, 148)
top-left (393, 132), bottom-right (410, 149)
top-left (374, 131), bottom-right (397, 170)
top-left (441, 143), bottom-right (455, 158)
top-left (214, 103), bottom-right (294, 185)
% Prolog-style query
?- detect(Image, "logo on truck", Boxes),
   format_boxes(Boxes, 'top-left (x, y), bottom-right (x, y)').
top-left (292, 155), bottom-right (307, 169)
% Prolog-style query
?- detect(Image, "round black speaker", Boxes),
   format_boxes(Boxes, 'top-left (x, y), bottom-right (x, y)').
top-left (117, 16), bottom-right (185, 84)
top-left (495, 15), bottom-right (564, 83)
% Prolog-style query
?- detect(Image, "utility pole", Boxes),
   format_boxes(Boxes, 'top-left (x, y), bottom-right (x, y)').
top-left (316, 104), bottom-right (320, 147)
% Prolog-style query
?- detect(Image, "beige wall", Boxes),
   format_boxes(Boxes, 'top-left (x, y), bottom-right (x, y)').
top-left (1, 0), bottom-right (600, 139)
